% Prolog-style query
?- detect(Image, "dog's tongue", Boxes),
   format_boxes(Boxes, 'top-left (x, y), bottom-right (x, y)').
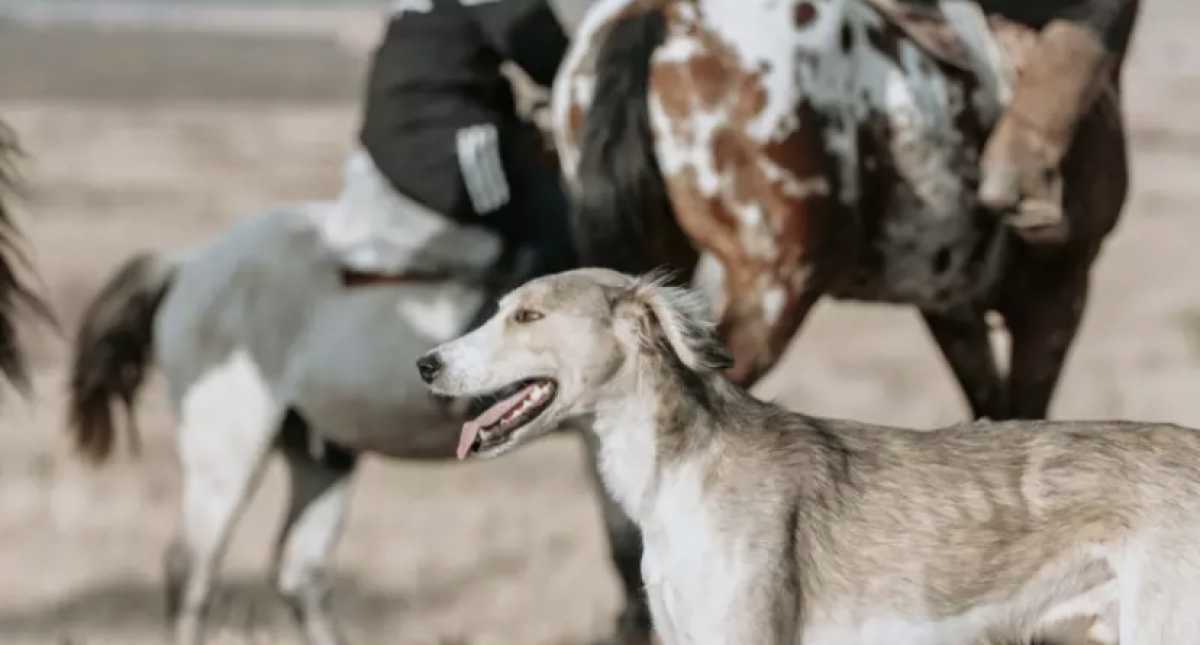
top-left (456, 383), bottom-right (536, 460)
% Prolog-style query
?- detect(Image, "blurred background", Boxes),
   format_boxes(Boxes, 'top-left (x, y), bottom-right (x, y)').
top-left (0, 0), bottom-right (1197, 643)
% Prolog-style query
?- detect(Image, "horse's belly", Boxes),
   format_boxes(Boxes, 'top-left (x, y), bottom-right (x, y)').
top-left (304, 399), bottom-right (463, 461)
top-left (830, 210), bottom-right (1004, 311)
top-left (286, 281), bottom-right (484, 461)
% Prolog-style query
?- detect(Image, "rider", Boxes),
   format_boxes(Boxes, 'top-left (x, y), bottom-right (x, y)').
top-left (329, 0), bottom-right (574, 303)
top-left (935, 0), bottom-right (1139, 242)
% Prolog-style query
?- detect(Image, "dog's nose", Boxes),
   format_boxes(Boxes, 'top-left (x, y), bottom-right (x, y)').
top-left (416, 353), bottom-right (443, 384)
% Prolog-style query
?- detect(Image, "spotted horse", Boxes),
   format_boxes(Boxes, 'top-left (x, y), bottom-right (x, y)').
top-left (558, 0), bottom-right (1134, 418)
top-left (553, 0), bottom-right (1133, 641)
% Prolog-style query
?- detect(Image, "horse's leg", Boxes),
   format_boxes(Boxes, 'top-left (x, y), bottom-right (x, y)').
top-left (580, 430), bottom-right (653, 645)
top-left (165, 351), bottom-right (280, 645)
top-left (921, 307), bottom-right (1009, 419)
top-left (995, 80), bottom-right (1125, 420)
top-left (999, 261), bottom-right (1090, 419)
top-left (270, 410), bottom-right (357, 645)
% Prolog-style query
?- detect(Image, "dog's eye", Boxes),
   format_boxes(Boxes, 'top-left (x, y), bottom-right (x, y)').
top-left (512, 308), bottom-right (544, 324)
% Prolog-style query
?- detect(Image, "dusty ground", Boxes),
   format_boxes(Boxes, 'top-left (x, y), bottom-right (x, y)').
top-left (0, 1), bottom-right (1198, 643)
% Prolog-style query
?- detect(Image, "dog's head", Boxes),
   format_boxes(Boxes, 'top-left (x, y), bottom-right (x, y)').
top-left (418, 268), bottom-right (733, 459)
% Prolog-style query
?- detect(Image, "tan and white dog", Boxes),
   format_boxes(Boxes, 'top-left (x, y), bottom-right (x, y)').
top-left (419, 268), bottom-right (1200, 645)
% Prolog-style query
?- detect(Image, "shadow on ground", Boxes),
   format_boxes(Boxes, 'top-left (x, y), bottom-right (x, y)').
top-left (0, 562), bottom-right (531, 644)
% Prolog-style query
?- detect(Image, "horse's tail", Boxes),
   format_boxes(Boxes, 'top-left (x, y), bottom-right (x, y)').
top-left (69, 252), bottom-right (176, 463)
top-left (574, 8), bottom-right (672, 271)
top-left (0, 122), bottom-right (55, 391)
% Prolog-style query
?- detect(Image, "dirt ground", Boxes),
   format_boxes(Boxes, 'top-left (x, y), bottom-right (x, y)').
top-left (0, 1), bottom-right (1198, 643)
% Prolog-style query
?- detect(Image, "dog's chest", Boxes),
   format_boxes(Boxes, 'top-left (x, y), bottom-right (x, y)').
top-left (640, 465), bottom-right (762, 642)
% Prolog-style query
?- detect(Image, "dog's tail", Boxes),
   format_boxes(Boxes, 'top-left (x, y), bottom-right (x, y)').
top-left (69, 252), bottom-right (176, 463)
top-left (573, 7), bottom-right (675, 272)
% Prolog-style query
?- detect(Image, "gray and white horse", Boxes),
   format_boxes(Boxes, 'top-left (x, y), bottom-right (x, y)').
top-left (67, 153), bottom-right (534, 645)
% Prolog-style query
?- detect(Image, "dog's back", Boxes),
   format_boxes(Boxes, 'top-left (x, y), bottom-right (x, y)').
top-left (690, 411), bottom-right (1200, 642)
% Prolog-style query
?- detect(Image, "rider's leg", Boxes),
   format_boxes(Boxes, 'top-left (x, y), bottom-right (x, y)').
top-left (360, 125), bottom-right (479, 225)
top-left (977, 20), bottom-right (1110, 242)
top-left (977, 0), bottom-right (1137, 243)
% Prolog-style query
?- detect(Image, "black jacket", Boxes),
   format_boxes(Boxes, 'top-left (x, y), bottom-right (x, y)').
top-left (359, 0), bottom-right (568, 211)
top-left (363, 0), bottom-right (566, 131)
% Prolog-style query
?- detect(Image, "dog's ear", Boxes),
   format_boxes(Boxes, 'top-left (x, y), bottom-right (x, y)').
top-left (615, 271), bottom-right (734, 372)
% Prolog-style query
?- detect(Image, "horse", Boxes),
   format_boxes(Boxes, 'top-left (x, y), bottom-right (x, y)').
top-left (65, 151), bottom-right (537, 645)
top-left (0, 120), bottom-right (51, 390)
top-left (556, 0), bottom-right (1131, 413)
top-left (551, 0), bottom-right (1132, 641)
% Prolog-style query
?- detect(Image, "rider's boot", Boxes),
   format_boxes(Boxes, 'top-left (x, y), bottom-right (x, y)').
top-left (978, 20), bottom-right (1113, 245)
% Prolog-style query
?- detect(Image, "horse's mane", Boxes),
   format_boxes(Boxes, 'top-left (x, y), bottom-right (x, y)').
top-left (0, 120), bottom-right (51, 390)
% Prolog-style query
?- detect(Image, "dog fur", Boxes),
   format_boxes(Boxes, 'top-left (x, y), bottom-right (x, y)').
top-left (422, 268), bottom-right (1200, 645)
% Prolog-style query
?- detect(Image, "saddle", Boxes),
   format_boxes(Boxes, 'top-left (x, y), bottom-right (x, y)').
top-left (864, 0), bottom-right (1015, 111)
top-left (325, 150), bottom-right (504, 287)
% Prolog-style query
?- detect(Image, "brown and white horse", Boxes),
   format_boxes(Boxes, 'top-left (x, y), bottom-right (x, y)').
top-left (555, 0), bottom-right (1132, 421)
top-left (0, 120), bottom-right (49, 390)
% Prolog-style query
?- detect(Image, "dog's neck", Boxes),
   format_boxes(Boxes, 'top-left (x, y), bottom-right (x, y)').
top-left (590, 358), bottom-right (738, 522)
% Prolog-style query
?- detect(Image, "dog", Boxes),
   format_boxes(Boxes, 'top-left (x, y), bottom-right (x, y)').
top-left (418, 268), bottom-right (1200, 645)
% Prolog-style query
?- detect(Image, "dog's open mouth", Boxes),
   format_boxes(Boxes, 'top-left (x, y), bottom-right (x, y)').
top-left (457, 378), bottom-right (557, 459)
